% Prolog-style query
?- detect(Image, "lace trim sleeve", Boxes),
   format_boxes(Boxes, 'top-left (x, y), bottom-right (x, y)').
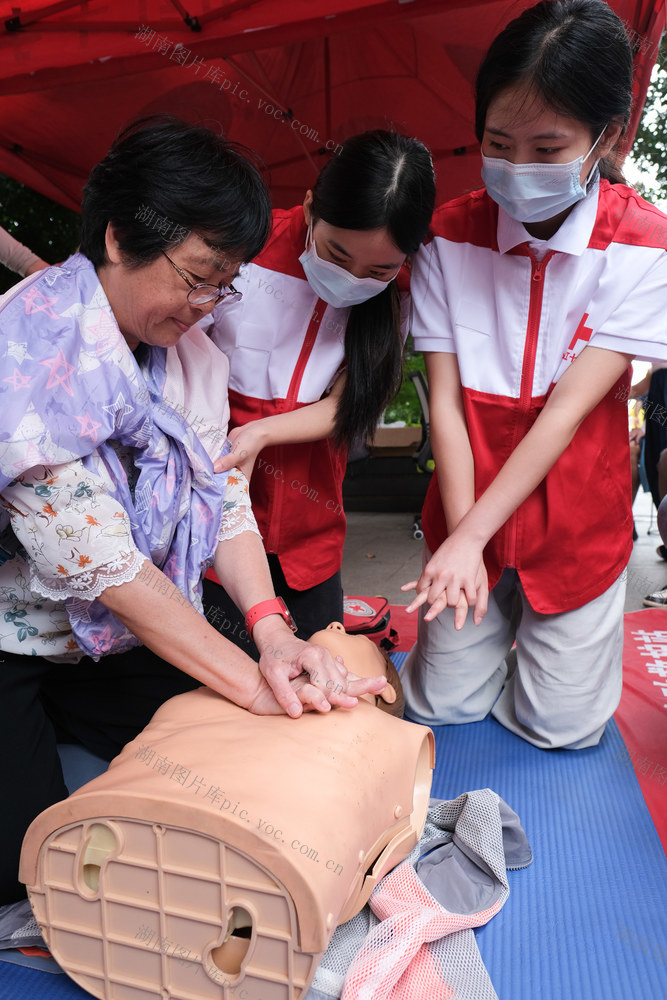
top-left (218, 470), bottom-right (260, 542)
top-left (29, 549), bottom-right (147, 602)
top-left (2, 458), bottom-right (145, 599)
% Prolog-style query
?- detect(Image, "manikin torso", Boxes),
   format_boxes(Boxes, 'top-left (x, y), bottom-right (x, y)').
top-left (20, 625), bottom-right (434, 1000)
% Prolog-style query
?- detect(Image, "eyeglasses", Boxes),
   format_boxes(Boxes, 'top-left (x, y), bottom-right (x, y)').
top-left (161, 250), bottom-right (242, 306)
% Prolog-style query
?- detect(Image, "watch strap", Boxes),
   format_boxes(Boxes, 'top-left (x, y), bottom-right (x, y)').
top-left (245, 597), bottom-right (297, 638)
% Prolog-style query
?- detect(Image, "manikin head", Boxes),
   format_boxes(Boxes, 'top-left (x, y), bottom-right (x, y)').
top-left (308, 621), bottom-right (405, 717)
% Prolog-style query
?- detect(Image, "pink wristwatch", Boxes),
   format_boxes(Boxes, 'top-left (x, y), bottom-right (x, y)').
top-left (245, 597), bottom-right (298, 638)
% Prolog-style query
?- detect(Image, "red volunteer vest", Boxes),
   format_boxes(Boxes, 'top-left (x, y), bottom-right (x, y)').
top-left (419, 182), bottom-right (667, 614)
top-left (228, 208), bottom-right (348, 590)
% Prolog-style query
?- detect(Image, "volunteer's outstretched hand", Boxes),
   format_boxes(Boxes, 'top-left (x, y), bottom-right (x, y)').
top-left (213, 422), bottom-right (267, 479)
top-left (402, 530), bottom-right (489, 630)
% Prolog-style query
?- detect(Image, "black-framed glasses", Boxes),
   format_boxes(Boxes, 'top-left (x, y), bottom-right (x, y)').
top-left (161, 250), bottom-right (242, 306)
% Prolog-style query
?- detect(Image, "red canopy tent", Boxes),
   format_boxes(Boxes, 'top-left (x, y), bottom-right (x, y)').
top-left (0, 0), bottom-right (664, 212)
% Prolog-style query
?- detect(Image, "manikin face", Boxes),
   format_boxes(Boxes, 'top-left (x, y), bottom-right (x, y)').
top-left (308, 622), bottom-right (398, 707)
top-left (302, 191), bottom-right (405, 281)
top-left (98, 228), bottom-right (242, 352)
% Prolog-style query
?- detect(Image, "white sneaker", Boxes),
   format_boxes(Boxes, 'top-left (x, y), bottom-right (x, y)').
top-left (643, 585), bottom-right (667, 608)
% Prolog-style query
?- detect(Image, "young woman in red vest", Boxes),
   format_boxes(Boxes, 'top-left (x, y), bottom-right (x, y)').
top-left (205, 131), bottom-right (435, 652)
top-left (401, 0), bottom-right (667, 748)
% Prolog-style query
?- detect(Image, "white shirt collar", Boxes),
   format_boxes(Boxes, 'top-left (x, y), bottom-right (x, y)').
top-left (496, 175), bottom-right (600, 257)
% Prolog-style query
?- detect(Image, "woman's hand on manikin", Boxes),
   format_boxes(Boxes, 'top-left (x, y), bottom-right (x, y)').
top-left (401, 529), bottom-right (489, 630)
top-left (253, 621), bottom-right (387, 717)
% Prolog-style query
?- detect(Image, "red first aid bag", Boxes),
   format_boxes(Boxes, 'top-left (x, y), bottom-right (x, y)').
top-left (343, 595), bottom-right (399, 651)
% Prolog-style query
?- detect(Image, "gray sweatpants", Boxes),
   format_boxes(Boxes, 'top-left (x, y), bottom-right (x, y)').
top-left (401, 564), bottom-right (626, 749)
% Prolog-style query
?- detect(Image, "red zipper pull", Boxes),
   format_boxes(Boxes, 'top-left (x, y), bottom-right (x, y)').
top-left (531, 249), bottom-right (555, 280)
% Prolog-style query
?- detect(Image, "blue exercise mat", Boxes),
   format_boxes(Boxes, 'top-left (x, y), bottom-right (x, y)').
top-left (393, 651), bottom-right (667, 1000)
top-left (2, 655), bottom-right (665, 1000)
top-left (429, 716), bottom-right (667, 1000)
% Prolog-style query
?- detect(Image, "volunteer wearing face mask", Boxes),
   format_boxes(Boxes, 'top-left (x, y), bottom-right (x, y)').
top-left (401, 0), bottom-right (667, 749)
top-left (206, 131), bottom-right (436, 647)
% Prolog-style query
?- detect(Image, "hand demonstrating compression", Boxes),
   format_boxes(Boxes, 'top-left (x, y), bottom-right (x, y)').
top-left (256, 629), bottom-right (387, 718)
top-left (243, 670), bottom-right (320, 716)
top-left (402, 532), bottom-right (489, 629)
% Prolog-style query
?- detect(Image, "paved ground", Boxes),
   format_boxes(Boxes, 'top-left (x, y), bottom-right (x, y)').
top-left (341, 489), bottom-right (666, 613)
top-left (625, 489), bottom-right (666, 611)
top-left (341, 510), bottom-right (424, 604)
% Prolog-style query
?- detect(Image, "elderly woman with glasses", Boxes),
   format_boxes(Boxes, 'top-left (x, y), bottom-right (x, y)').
top-left (0, 116), bottom-right (384, 905)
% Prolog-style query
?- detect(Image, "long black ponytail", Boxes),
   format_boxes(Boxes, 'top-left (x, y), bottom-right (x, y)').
top-left (310, 130), bottom-right (435, 446)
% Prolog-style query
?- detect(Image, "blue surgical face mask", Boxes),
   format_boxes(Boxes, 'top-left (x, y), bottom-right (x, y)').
top-left (480, 129), bottom-right (606, 224)
top-left (298, 223), bottom-right (391, 308)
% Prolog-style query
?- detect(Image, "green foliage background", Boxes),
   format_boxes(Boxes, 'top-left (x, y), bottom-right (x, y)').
top-left (0, 175), bottom-right (79, 294)
top-left (384, 335), bottom-right (426, 425)
top-left (629, 37), bottom-right (667, 199)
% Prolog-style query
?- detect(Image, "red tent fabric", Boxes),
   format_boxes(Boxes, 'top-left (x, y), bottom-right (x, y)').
top-left (0, 0), bottom-right (664, 212)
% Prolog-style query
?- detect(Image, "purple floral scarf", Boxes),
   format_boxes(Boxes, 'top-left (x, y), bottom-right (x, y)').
top-left (0, 253), bottom-right (227, 657)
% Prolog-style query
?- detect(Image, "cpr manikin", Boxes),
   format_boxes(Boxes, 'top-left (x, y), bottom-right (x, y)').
top-left (309, 621), bottom-right (405, 717)
top-left (20, 625), bottom-right (434, 1000)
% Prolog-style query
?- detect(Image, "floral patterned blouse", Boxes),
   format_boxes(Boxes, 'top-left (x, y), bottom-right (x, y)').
top-left (0, 328), bottom-right (257, 661)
